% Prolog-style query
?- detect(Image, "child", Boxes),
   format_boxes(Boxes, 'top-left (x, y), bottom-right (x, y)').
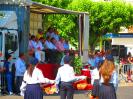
top-left (98, 59), bottom-right (117, 99)
top-left (4, 54), bottom-right (13, 95)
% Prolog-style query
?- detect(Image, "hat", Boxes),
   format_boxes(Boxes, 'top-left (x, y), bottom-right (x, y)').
top-left (64, 56), bottom-right (71, 63)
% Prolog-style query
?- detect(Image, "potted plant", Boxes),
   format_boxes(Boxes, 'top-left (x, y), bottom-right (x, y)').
top-left (71, 53), bottom-right (82, 74)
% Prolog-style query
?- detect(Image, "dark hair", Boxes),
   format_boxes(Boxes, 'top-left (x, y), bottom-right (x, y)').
top-left (64, 56), bottom-right (72, 64)
top-left (5, 54), bottom-right (11, 61)
top-left (31, 35), bottom-right (35, 39)
top-left (46, 36), bottom-right (50, 40)
top-left (19, 53), bottom-right (24, 58)
top-left (27, 64), bottom-right (34, 77)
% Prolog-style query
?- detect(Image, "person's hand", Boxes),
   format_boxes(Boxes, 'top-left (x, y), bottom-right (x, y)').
top-left (81, 76), bottom-right (87, 80)
top-left (50, 80), bottom-right (55, 84)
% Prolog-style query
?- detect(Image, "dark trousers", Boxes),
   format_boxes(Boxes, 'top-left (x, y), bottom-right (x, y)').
top-left (60, 82), bottom-right (74, 99)
top-left (16, 76), bottom-right (23, 94)
top-left (6, 73), bottom-right (13, 92)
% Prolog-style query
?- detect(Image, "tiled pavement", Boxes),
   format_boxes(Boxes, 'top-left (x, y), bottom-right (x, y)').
top-left (0, 82), bottom-right (133, 99)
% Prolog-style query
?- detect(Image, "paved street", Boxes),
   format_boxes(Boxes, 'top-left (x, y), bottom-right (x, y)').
top-left (0, 86), bottom-right (133, 99)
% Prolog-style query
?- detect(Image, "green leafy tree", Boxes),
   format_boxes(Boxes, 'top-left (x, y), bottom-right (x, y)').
top-left (68, 0), bottom-right (133, 50)
top-left (32, 0), bottom-right (133, 50)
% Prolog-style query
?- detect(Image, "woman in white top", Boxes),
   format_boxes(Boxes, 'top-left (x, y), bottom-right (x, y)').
top-left (20, 60), bottom-right (54, 99)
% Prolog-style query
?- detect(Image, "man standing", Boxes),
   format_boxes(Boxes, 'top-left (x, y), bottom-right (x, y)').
top-left (55, 56), bottom-right (86, 99)
top-left (15, 53), bottom-right (26, 95)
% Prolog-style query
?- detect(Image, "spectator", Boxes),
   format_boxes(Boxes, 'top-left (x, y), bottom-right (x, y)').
top-left (94, 51), bottom-right (103, 68)
top-left (15, 53), bottom-right (26, 95)
top-left (36, 29), bottom-right (44, 39)
top-left (46, 27), bottom-right (54, 39)
top-left (45, 36), bottom-right (56, 50)
top-left (28, 35), bottom-right (37, 50)
top-left (63, 40), bottom-right (69, 50)
top-left (44, 36), bottom-right (57, 63)
top-left (55, 37), bottom-right (65, 52)
top-left (26, 49), bottom-right (38, 66)
top-left (53, 28), bottom-right (60, 41)
top-left (35, 38), bottom-right (45, 63)
top-left (4, 54), bottom-right (13, 95)
top-left (88, 53), bottom-right (95, 69)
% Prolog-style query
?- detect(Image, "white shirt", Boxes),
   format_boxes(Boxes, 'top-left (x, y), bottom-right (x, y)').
top-left (55, 64), bottom-right (86, 84)
top-left (29, 40), bottom-right (37, 50)
top-left (90, 68), bottom-right (100, 85)
top-left (35, 51), bottom-right (41, 62)
top-left (36, 41), bottom-right (44, 50)
top-left (46, 32), bottom-right (54, 38)
top-left (45, 40), bottom-right (57, 50)
top-left (23, 67), bottom-right (53, 84)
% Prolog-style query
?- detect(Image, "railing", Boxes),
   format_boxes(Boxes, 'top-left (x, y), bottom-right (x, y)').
top-left (119, 63), bottom-right (133, 82)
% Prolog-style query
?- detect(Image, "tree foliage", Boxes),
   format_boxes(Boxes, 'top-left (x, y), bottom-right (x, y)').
top-left (68, 0), bottom-right (133, 49)
top-left (32, 0), bottom-right (133, 49)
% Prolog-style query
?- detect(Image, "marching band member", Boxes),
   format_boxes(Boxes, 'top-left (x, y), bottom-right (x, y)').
top-left (20, 59), bottom-right (54, 99)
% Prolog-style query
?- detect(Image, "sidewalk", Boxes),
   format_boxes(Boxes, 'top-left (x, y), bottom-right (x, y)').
top-left (1, 86), bottom-right (133, 99)
top-left (0, 82), bottom-right (133, 99)
top-left (119, 82), bottom-right (133, 87)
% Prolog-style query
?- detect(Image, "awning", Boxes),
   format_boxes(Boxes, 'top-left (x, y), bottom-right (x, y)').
top-left (112, 38), bottom-right (133, 45)
top-left (30, 2), bottom-right (88, 14)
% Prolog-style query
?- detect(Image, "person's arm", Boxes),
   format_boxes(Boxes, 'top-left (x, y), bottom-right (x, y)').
top-left (35, 51), bottom-right (41, 62)
top-left (70, 67), bottom-right (86, 82)
top-left (111, 71), bottom-right (118, 91)
top-left (36, 68), bottom-right (54, 84)
top-left (55, 69), bottom-right (61, 92)
top-left (55, 69), bottom-right (61, 85)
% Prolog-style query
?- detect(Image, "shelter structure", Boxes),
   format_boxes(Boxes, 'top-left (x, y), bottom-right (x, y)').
top-left (0, 0), bottom-right (89, 63)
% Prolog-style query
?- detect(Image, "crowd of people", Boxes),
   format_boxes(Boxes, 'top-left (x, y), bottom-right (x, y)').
top-left (0, 26), bottom-right (120, 99)
top-left (29, 27), bottom-right (70, 64)
top-left (0, 27), bottom-right (84, 99)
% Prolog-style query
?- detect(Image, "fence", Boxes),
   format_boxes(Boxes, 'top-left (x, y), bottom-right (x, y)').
top-left (118, 63), bottom-right (133, 82)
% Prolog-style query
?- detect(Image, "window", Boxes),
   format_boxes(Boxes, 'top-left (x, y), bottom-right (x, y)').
top-left (5, 33), bottom-right (18, 53)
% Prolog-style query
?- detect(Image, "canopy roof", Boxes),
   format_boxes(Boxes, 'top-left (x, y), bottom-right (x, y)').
top-left (30, 2), bottom-right (88, 14)
top-left (112, 33), bottom-right (133, 46)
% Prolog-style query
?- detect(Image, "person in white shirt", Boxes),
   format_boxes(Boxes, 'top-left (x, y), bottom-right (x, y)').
top-left (35, 38), bottom-right (45, 63)
top-left (55, 56), bottom-right (86, 99)
top-left (44, 36), bottom-right (57, 63)
top-left (28, 35), bottom-right (37, 50)
top-left (20, 60), bottom-right (54, 99)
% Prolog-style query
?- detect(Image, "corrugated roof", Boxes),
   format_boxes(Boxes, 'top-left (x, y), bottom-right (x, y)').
top-left (30, 2), bottom-right (88, 15)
